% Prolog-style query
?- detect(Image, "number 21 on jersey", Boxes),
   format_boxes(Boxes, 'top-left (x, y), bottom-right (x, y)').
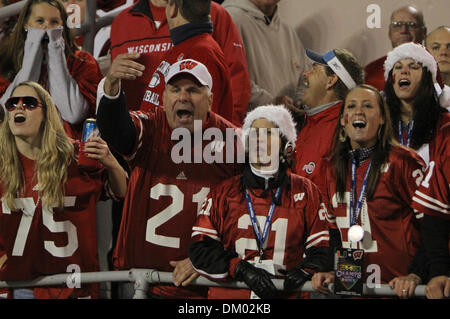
top-left (146, 183), bottom-right (210, 248)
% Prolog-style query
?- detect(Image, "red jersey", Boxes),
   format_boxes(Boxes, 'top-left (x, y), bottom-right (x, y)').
top-left (0, 50), bottom-right (103, 140)
top-left (294, 101), bottom-right (341, 194)
top-left (411, 113), bottom-right (450, 167)
top-left (364, 56), bottom-right (386, 92)
top-left (412, 122), bottom-right (450, 220)
top-left (323, 146), bottom-right (425, 284)
top-left (0, 145), bottom-right (104, 299)
top-left (140, 31), bottom-right (234, 123)
top-left (113, 108), bottom-right (242, 298)
top-left (110, 1), bottom-right (250, 124)
top-left (191, 173), bottom-right (333, 299)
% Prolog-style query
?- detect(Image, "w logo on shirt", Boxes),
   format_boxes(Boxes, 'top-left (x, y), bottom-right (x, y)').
top-left (179, 61), bottom-right (198, 71)
top-left (353, 250), bottom-right (364, 260)
top-left (294, 192), bottom-right (305, 202)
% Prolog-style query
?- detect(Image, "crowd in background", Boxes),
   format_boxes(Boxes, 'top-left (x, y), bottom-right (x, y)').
top-left (0, 0), bottom-right (448, 300)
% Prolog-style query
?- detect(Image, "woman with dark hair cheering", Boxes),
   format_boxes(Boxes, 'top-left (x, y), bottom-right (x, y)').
top-left (383, 42), bottom-right (450, 165)
top-left (311, 85), bottom-right (426, 298)
top-left (0, 0), bottom-right (103, 139)
top-left (383, 42), bottom-right (450, 297)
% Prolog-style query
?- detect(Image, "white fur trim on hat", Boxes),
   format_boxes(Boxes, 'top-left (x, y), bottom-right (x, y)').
top-left (434, 83), bottom-right (450, 109)
top-left (241, 104), bottom-right (297, 146)
top-left (384, 42), bottom-right (437, 81)
top-left (440, 85), bottom-right (450, 110)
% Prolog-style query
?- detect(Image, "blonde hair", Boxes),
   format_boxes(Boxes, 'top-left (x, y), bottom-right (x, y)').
top-left (0, 81), bottom-right (74, 211)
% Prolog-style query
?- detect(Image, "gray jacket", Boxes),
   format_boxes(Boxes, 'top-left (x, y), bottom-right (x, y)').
top-left (223, 0), bottom-right (306, 109)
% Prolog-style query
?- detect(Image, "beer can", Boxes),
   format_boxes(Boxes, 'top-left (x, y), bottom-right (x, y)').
top-left (78, 118), bottom-right (101, 170)
top-left (81, 118), bottom-right (98, 142)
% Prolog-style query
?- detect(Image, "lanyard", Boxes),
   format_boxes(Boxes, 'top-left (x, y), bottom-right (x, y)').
top-left (398, 120), bottom-right (414, 147)
top-left (244, 187), bottom-right (282, 259)
top-left (349, 159), bottom-right (372, 227)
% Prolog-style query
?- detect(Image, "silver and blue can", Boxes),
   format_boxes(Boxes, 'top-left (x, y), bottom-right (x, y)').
top-left (81, 118), bottom-right (98, 142)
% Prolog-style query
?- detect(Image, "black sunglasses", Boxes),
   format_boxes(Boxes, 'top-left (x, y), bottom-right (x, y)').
top-left (5, 96), bottom-right (42, 111)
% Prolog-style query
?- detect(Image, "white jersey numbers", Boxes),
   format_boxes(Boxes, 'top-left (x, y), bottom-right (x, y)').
top-left (2, 196), bottom-right (79, 258)
top-left (146, 183), bottom-right (210, 248)
top-left (235, 214), bottom-right (288, 269)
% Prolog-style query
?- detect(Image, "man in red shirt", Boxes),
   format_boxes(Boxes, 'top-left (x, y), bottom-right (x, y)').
top-left (138, 0), bottom-right (235, 123)
top-left (96, 58), bottom-right (242, 298)
top-left (110, 0), bottom-right (250, 124)
top-left (294, 48), bottom-right (364, 194)
top-left (365, 5), bottom-right (426, 91)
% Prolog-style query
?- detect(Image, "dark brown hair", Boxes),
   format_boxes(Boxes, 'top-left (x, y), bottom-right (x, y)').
top-left (384, 65), bottom-right (446, 150)
top-left (331, 84), bottom-right (396, 201)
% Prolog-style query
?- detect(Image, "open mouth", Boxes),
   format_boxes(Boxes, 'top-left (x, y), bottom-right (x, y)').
top-left (177, 109), bottom-right (193, 117)
top-left (398, 79), bottom-right (411, 87)
top-left (302, 78), bottom-right (309, 88)
top-left (14, 114), bottom-right (26, 123)
top-left (352, 120), bottom-right (366, 129)
top-left (176, 109), bottom-right (194, 123)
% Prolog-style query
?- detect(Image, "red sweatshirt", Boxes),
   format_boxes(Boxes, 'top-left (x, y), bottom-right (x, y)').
top-left (110, 0), bottom-right (250, 124)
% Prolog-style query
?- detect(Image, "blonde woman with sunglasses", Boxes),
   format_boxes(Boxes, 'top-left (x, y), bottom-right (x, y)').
top-left (0, 81), bottom-right (127, 299)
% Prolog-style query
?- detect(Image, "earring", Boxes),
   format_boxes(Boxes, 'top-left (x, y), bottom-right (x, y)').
top-left (339, 127), bottom-right (347, 142)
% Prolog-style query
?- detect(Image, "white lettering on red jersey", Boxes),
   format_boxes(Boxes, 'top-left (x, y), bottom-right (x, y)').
top-left (323, 146), bottom-right (425, 284)
top-left (113, 107), bottom-right (241, 298)
top-left (412, 122), bottom-right (450, 220)
top-left (0, 147), bottom-right (104, 298)
top-left (191, 173), bottom-right (332, 298)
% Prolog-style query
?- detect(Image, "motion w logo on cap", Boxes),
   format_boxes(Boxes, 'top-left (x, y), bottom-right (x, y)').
top-left (179, 60), bottom-right (198, 71)
top-left (165, 59), bottom-right (213, 89)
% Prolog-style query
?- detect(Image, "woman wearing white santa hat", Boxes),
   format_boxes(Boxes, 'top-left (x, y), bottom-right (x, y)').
top-left (383, 42), bottom-right (450, 166)
top-left (384, 42), bottom-right (450, 299)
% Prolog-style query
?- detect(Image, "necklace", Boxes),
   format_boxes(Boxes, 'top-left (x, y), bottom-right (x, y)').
top-left (16, 189), bottom-right (40, 216)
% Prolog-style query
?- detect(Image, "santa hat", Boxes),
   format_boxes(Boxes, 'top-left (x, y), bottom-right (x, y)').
top-left (384, 42), bottom-right (437, 81)
top-left (435, 83), bottom-right (450, 109)
top-left (241, 105), bottom-right (297, 148)
top-left (384, 42), bottom-right (450, 108)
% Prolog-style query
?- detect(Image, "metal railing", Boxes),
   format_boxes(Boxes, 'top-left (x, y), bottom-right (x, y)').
top-left (0, 0), bottom-right (125, 54)
top-left (0, 269), bottom-right (427, 299)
